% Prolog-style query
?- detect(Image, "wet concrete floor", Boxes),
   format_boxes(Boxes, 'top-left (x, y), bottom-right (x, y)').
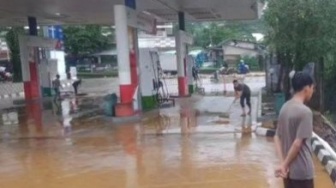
top-left (0, 84), bottom-right (334, 187)
top-left (0, 130), bottom-right (332, 188)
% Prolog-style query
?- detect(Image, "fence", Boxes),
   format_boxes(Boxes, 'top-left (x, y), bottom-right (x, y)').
top-left (0, 82), bottom-right (23, 99)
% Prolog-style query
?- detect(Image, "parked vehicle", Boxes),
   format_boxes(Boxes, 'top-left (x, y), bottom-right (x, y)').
top-left (0, 66), bottom-right (12, 82)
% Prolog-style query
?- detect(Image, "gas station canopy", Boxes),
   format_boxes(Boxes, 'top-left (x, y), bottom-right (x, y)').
top-left (0, 0), bottom-right (263, 26)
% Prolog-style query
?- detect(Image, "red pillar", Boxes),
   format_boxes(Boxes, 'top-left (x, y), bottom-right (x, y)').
top-left (178, 59), bottom-right (188, 96)
top-left (24, 17), bottom-right (40, 100)
top-left (130, 51), bottom-right (138, 87)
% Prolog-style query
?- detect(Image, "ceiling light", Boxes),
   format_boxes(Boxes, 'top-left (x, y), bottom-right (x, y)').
top-left (51, 13), bottom-right (69, 19)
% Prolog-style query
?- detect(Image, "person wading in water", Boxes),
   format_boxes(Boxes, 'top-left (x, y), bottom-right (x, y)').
top-left (233, 79), bottom-right (251, 116)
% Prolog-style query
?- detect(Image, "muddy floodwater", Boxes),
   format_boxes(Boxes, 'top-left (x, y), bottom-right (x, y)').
top-left (0, 76), bottom-right (333, 187)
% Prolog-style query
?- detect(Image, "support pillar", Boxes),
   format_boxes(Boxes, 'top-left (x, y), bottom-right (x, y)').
top-left (114, 0), bottom-right (139, 116)
top-left (24, 17), bottom-right (40, 100)
top-left (115, 5), bottom-right (132, 103)
top-left (23, 17), bottom-right (43, 131)
top-left (186, 56), bottom-right (195, 94)
top-left (178, 12), bottom-right (185, 31)
top-left (177, 12), bottom-right (188, 97)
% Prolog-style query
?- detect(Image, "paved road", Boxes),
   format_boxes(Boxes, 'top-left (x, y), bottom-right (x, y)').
top-left (74, 75), bottom-right (265, 96)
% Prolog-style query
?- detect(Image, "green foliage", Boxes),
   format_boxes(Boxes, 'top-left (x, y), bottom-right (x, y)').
top-left (241, 56), bottom-right (261, 71)
top-left (5, 27), bottom-right (25, 82)
top-left (199, 68), bottom-right (218, 74)
top-left (264, 0), bottom-right (336, 69)
top-left (182, 21), bottom-right (266, 48)
top-left (324, 54), bottom-right (336, 111)
top-left (63, 25), bottom-right (114, 56)
top-left (264, 0), bottom-right (336, 111)
top-left (77, 71), bottom-right (118, 78)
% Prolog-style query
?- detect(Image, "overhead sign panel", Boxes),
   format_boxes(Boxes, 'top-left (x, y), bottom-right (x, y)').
top-left (126, 7), bottom-right (157, 34)
top-left (19, 35), bottom-right (61, 49)
top-left (178, 30), bottom-right (193, 45)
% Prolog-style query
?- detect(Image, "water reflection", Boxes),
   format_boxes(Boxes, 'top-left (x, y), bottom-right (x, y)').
top-left (1, 111), bottom-right (19, 125)
top-left (0, 98), bottom-right (84, 139)
top-left (53, 100), bottom-right (74, 136)
top-left (26, 102), bottom-right (43, 133)
top-left (241, 115), bottom-right (253, 134)
top-left (0, 97), bottom-right (333, 187)
top-left (52, 98), bottom-right (78, 116)
top-left (142, 108), bottom-right (200, 135)
top-left (180, 108), bottom-right (198, 135)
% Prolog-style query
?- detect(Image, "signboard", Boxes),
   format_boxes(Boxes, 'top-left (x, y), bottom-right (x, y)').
top-left (19, 35), bottom-right (61, 50)
top-left (178, 30), bottom-right (194, 45)
top-left (126, 7), bottom-right (157, 34)
top-left (48, 25), bottom-right (64, 50)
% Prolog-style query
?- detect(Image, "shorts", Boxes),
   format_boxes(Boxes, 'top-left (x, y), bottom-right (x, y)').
top-left (284, 178), bottom-right (314, 188)
top-left (240, 92), bottom-right (251, 108)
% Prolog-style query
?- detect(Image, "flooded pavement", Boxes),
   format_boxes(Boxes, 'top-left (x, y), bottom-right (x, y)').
top-left (0, 122), bottom-right (333, 187)
top-left (0, 96), bottom-right (103, 139)
top-left (141, 96), bottom-right (259, 135)
top-left (0, 76), bottom-right (333, 188)
top-left (0, 99), bottom-right (333, 187)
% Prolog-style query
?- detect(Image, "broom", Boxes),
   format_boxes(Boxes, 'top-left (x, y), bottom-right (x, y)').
top-left (223, 74), bottom-right (227, 96)
top-left (219, 99), bottom-right (236, 118)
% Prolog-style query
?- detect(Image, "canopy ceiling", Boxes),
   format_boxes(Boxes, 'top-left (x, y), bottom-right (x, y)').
top-left (0, 0), bottom-right (263, 26)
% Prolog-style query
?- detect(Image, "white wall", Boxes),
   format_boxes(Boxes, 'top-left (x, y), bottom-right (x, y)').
top-left (227, 41), bottom-right (256, 49)
top-left (223, 46), bottom-right (259, 57)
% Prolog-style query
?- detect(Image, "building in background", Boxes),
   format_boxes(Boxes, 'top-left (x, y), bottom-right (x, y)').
top-left (0, 39), bottom-right (9, 62)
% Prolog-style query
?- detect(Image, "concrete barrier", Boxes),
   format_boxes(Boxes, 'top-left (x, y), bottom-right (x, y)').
top-left (0, 80), bottom-right (73, 100)
top-left (0, 82), bottom-right (23, 99)
top-left (0, 91), bottom-right (24, 99)
top-left (312, 133), bottom-right (336, 184)
top-left (255, 128), bottom-right (336, 184)
top-left (255, 126), bottom-right (275, 137)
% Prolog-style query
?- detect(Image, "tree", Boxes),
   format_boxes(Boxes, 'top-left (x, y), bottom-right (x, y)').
top-left (264, 0), bottom-right (336, 112)
top-left (5, 27), bottom-right (25, 82)
top-left (175, 20), bottom-right (266, 48)
top-left (63, 25), bottom-right (114, 56)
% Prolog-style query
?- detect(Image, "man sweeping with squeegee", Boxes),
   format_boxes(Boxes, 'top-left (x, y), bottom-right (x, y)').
top-left (233, 79), bottom-right (251, 117)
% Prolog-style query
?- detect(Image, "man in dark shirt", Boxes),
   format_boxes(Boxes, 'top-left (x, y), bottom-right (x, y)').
top-left (233, 80), bottom-right (251, 116)
top-left (72, 79), bottom-right (82, 96)
top-left (52, 74), bottom-right (61, 101)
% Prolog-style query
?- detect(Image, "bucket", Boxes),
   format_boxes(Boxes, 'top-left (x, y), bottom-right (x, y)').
top-left (274, 92), bottom-right (285, 116)
top-left (104, 93), bottom-right (118, 116)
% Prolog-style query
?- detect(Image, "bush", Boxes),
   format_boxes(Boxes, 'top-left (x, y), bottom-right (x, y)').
top-left (241, 56), bottom-right (262, 72)
top-left (198, 68), bottom-right (218, 74)
top-left (77, 71), bottom-right (118, 78)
